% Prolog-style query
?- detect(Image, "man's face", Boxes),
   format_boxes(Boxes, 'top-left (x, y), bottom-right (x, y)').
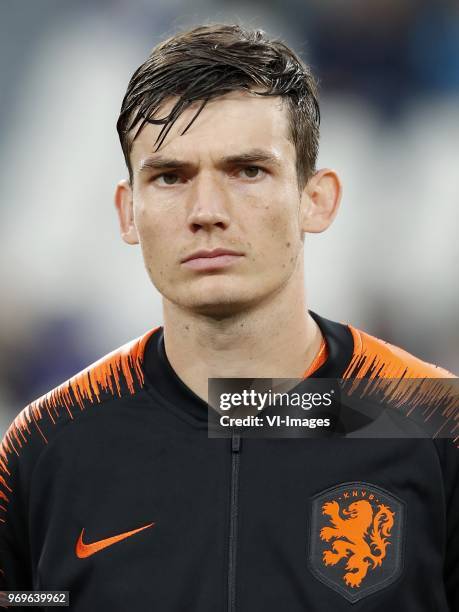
top-left (126, 91), bottom-right (307, 317)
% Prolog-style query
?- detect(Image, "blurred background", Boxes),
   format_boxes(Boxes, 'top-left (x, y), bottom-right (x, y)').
top-left (1, 0), bottom-right (458, 435)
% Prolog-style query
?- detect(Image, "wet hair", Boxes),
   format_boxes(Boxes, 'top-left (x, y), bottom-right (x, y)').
top-left (116, 23), bottom-right (320, 189)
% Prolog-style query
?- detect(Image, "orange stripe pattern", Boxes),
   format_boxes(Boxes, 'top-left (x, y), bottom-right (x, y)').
top-left (343, 326), bottom-right (459, 445)
top-left (0, 328), bottom-right (157, 529)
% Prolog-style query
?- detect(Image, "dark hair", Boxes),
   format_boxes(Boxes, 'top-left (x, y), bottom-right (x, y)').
top-left (116, 23), bottom-right (320, 189)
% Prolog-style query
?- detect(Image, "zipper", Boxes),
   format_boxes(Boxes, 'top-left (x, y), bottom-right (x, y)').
top-left (228, 432), bottom-right (242, 612)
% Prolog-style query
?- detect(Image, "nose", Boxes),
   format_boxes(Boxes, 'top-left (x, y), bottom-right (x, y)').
top-left (186, 171), bottom-right (231, 233)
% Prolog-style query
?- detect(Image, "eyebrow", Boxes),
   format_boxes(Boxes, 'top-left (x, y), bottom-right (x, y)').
top-left (138, 148), bottom-right (282, 173)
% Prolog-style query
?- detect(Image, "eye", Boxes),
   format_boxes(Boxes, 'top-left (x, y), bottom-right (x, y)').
top-left (239, 166), bottom-right (264, 179)
top-left (155, 173), bottom-right (182, 185)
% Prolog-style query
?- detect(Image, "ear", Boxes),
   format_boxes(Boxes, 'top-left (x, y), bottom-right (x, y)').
top-left (299, 168), bottom-right (342, 233)
top-left (114, 179), bottom-right (139, 245)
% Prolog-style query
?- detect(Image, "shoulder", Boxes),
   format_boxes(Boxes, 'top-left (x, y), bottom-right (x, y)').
top-left (0, 327), bottom-right (158, 502)
top-left (342, 324), bottom-right (459, 450)
top-left (344, 324), bottom-right (457, 379)
top-left (2, 327), bottom-right (157, 446)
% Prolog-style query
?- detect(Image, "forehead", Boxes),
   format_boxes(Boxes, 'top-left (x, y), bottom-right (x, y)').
top-left (130, 90), bottom-right (294, 164)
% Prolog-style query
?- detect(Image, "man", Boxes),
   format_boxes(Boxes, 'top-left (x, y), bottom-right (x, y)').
top-left (0, 23), bottom-right (457, 611)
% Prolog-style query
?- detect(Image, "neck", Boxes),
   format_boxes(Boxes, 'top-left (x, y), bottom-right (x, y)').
top-left (162, 268), bottom-right (323, 402)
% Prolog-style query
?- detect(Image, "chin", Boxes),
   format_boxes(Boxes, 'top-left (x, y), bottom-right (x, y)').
top-left (191, 300), bottom-right (248, 319)
top-left (161, 276), bottom-right (278, 318)
top-left (168, 286), bottom-right (257, 318)
top-left (186, 292), bottom-right (250, 318)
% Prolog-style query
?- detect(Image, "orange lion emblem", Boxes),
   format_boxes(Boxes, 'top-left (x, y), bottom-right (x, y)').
top-left (320, 499), bottom-right (395, 588)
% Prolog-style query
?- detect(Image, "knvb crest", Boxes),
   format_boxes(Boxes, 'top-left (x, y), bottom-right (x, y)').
top-left (308, 482), bottom-right (405, 603)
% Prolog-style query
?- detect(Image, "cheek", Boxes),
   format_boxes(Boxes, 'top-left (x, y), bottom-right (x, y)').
top-left (255, 195), bottom-right (300, 248)
top-left (252, 195), bottom-right (302, 272)
top-left (135, 209), bottom-right (177, 281)
top-left (135, 201), bottom-right (174, 249)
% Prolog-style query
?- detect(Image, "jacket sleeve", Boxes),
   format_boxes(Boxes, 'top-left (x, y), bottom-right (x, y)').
top-left (0, 412), bottom-right (38, 601)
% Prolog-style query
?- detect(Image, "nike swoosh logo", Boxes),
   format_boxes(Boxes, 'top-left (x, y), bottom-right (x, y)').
top-left (75, 522), bottom-right (155, 558)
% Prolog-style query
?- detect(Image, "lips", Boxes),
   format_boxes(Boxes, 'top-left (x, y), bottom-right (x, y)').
top-left (182, 248), bottom-right (243, 263)
top-left (181, 248), bottom-right (244, 271)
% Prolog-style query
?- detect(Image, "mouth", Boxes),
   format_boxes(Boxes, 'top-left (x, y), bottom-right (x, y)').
top-left (181, 248), bottom-right (244, 271)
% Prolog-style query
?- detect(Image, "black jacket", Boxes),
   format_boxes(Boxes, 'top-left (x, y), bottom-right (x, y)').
top-left (1, 312), bottom-right (458, 611)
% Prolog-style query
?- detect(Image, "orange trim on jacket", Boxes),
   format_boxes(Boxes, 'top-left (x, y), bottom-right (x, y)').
top-left (0, 328), bottom-right (158, 528)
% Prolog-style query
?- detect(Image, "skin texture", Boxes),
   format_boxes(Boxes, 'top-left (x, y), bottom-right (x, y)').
top-left (115, 90), bottom-right (342, 401)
